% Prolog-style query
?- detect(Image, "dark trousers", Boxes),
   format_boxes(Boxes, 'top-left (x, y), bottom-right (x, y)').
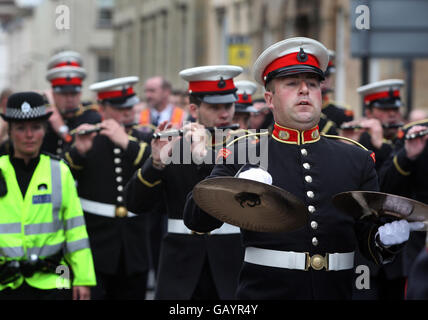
top-left (0, 282), bottom-right (72, 300)
top-left (191, 257), bottom-right (219, 300)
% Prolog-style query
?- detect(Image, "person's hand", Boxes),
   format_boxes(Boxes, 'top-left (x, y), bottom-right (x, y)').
top-left (238, 168), bottom-right (273, 185)
top-left (378, 220), bottom-right (425, 247)
top-left (359, 118), bottom-right (384, 149)
top-left (339, 120), bottom-right (365, 143)
top-left (404, 125), bottom-right (428, 160)
top-left (73, 123), bottom-right (98, 156)
top-left (151, 121), bottom-right (181, 168)
top-left (99, 119), bottom-right (129, 149)
top-left (73, 286), bottom-right (91, 300)
top-left (183, 122), bottom-right (207, 163)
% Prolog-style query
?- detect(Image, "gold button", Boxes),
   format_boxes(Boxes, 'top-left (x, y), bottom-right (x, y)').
top-left (115, 206), bottom-right (128, 218)
top-left (301, 149), bottom-right (308, 156)
top-left (310, 254), bottom-right (325, 270)
top-left (279, 131), bottom-right (290, 140)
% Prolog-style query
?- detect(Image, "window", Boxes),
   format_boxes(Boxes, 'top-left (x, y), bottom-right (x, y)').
top-left (97, 55), bottom-right (113, 81)
top-left (96, 0), bottom-right (114, 28)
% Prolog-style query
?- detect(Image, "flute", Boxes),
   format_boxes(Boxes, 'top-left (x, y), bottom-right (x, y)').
top-left (340, 123), bottom-right (404, 130)
top-left (405, 128), bottom-right (428, 140)
top-left (152, 123), bottom-right (240, 139)
top-left (71, 122), bottom-right (137, 136)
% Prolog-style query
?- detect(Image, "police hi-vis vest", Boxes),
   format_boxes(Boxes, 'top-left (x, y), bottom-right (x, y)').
top-left (0, 154), bottom-right (96, 290)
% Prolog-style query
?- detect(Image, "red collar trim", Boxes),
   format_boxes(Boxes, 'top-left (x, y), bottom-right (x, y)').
top-left (272, 123), bottom-right (320, 145)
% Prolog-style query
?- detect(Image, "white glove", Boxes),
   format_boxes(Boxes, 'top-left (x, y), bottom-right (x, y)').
top-left (238, 168), bottom-right (273, 185)
top-left (378, 220), bottom-right (425, 247)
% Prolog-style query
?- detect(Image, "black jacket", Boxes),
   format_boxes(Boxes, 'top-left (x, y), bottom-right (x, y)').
top-left (66, 128), bottom-right (151, 275)
top-left (125, 136), bottom-right (245, 299)
top-left (183, 131), bottom-right (390, 300)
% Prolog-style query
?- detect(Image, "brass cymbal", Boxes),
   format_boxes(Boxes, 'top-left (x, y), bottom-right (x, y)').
top-left (332, 191), bottom-right (428, 230)
top-left (193, 177), bottom-right (307, 233)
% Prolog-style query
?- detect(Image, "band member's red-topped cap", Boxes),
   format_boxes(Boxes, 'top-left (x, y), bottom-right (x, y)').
top-left (46, 66), bottom-right (87, 93)
top-left (325, 49), bottom-right (336, 76)
top-left (47, 51), bottom-right (84, 70)
top-left (179, 65), bottom-right (242, 104)
top-left (253, 37), bottom-right (329, 87)
top-left (89, 76), bottom-right (140, 108)
top-left (235, 80), bottom-right (258, 113)
top-left (357, 79), bottom-right (404, 109)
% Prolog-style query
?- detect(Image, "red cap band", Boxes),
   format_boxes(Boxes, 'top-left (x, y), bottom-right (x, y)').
top-left (54, 61), bottom-right (81, 68)
top-left (263, 52), bottom-right (320, 81)
top-left (364, 90), bottom-right (400, 104)
top-left (189, 79), bottom-right (235, 93)
top-left (98, 87), bottom-right (135, 100)
top-left (237, 94), bottom-right (252, 104)
top-left (51, 77), bottom-right (82, 87)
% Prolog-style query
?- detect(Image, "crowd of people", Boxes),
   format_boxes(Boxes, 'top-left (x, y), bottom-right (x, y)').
top-left (0, 36), bottom-right (427, 300)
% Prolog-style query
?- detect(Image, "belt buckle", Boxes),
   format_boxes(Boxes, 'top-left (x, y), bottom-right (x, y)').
top-left (115, 206), bottom-right (128, 218)
top-left (304, 252), bottom-right (329, 271)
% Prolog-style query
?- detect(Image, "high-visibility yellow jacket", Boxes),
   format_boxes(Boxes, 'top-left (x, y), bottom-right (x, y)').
top-left (0, 154), bottom-right (96, 290)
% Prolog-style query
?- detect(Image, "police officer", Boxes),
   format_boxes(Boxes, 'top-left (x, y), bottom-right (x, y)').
top-left (0, 92), bottom-right (96, 300)
top-left (65, 77), bottom-right (151, 300)
top-left (183, 37), bottom-right (416, 300)
top-left (42, 51), bottom-right (101, 157)
top-left (126, 65), bottom-right (245, 300)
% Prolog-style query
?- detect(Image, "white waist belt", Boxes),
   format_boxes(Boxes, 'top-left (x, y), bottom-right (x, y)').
top-left (80, 198), bottom-right (137, 218)
top-left (244, 247), bottom-right (354, 271)
top-left (168, 218), bottom-right (240, 235)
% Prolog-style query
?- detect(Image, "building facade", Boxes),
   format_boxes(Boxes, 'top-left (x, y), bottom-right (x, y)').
top-left (3, 0), bottom-right (114, 100)
top-left (113, 0), bottom-right (428, 117)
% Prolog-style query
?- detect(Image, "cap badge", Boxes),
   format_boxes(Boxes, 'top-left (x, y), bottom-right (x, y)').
top-left (297, 48), bottom-right (308, 62)
top-left (388, 88), bottom-right (395, 99)
top-left (21, 102), bottom-right (31, 114)
top-left (242, 92), bottom-right (249, 101)
top-left (218, 77), bottom-right (226, 89)
top-left (66, 75), bottom-right (71, 82)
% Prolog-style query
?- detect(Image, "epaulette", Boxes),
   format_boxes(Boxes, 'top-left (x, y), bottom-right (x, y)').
top-left (321, 133), bottom-right (368, 151)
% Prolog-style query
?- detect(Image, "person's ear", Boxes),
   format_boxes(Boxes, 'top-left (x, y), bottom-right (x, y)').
top-left (264, 91), bottom-right (274, 113)
top-left (189, 103), bottom-right (199, 119)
